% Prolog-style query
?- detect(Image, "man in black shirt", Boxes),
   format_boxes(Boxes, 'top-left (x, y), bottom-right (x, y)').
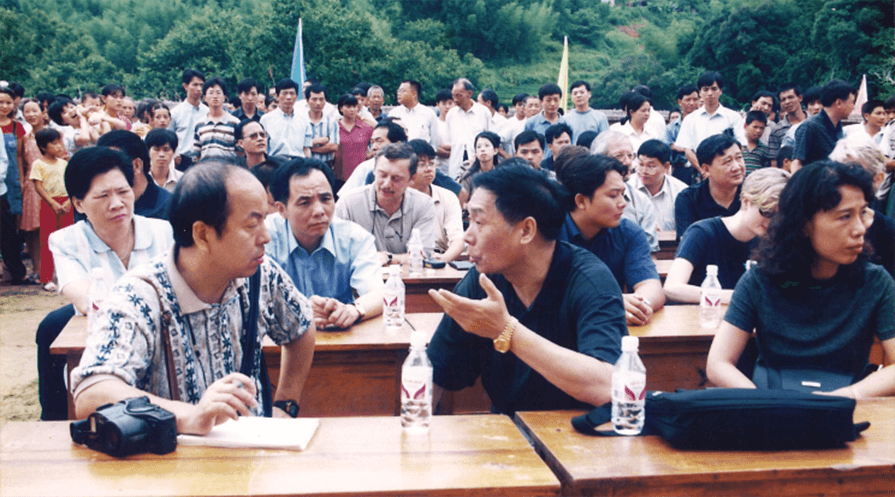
top-left (674, 134), bottom-right (744, 238)
top-left (792, 80), bottom-right (856, 172)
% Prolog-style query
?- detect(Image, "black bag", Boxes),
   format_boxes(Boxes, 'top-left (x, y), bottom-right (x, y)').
top-left (572, 388), bottom-right (869, 450)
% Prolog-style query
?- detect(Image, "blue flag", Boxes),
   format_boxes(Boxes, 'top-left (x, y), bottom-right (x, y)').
top-left (290, 18), bottom-right (306, 87)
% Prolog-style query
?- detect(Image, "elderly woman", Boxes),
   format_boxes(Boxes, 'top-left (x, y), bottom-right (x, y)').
top-left (707, 161), bottom-right (894, 397)
top-left (35, 147), bottom-right (174, 420)
top-left (664, 167), bottom-right (790, 304)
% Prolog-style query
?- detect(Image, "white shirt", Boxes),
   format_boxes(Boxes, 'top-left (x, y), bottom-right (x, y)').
top-left (645, 108), bottom-right (668, 141)
top-left (388, 104), bottom-right (441, 149)
top-left (498, 117), bottom-right (526, 157)
top-left (611, 121), bottom-right (664, 153)
top-left (674, 105), bottom-right (742, 152)
top-left (627, 173), bottom-right (688, 232)
top-left (445, 103), bottom-right (491, 179)
top-left (168, 100), bottom-right (209, 157)
top-left (429, 184), bottom-right (463, 253)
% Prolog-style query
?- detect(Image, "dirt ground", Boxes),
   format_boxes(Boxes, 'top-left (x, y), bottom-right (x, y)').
top-left (0, 264), bottom-right (69, 428)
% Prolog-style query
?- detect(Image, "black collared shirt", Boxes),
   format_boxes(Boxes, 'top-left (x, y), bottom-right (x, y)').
top-left (674, 180), bottom-right (742, 238)
top-left (793, 109), bottom-right (843, 165)
top-left (427, 242), bottom-right (626, 415)
top-left (135, 178), bottom-right (171, 220)
top-left (232, 107), bottom-right (264, 123)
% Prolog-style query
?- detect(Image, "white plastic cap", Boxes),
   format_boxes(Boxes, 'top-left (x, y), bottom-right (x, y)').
top-left (410, 331), bottom-right (427, 348)
top-left (706, 264), bottom-right (718, 276)
top-left (621, 335), bottom-right (639, 352)
top-left (90, 267), bottom-right (105, 280)
top-left (388, 265), bottom-right (401, 276)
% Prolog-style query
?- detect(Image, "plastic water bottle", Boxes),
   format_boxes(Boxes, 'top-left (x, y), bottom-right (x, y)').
top-left (407, 228), bottom-right (424, 277)
top-left (612, 335), bottom-right (646, 435)
top-left (86, 267), bottom-right (110, 331)
top-left (401, 331), bottom-right (433, 433)
top-left (383, 265), bottom-right (405, 332)
top-left (699, 264), bottom-right (722, 328)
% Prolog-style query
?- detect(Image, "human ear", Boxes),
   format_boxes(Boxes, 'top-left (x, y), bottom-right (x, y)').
top-left (192, 221), bottom-right (212, 252)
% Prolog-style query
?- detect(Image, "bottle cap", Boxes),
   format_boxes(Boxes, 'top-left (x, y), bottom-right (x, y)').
top-left (90, 267), bottom-right (105, 280)
top-left (410, 331), bottom-right (427, 348)
top-left (706, 264), bottom-right (718, 276)
top-left (621, 335), bottom-right (639, 352)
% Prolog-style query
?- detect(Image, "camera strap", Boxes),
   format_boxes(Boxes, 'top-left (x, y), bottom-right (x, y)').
top-left (240, 268), bottom-right (272, 417)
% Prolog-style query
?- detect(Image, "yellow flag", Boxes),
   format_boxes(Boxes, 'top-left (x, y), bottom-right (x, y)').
top-left (558, 36), bottom-right (569, 113)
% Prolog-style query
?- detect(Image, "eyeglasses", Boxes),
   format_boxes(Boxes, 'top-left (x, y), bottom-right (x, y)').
top-left (245, 132), bottom-right (267, 140)
top-left (759, 207), bottom-right (776, 219)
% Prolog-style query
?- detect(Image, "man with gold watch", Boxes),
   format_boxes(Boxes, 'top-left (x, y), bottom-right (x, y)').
top-left (427, 165), bottom-right (627, 415)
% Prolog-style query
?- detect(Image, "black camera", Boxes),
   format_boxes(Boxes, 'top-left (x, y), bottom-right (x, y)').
top-left (70, 396), bottom-right (177, 458)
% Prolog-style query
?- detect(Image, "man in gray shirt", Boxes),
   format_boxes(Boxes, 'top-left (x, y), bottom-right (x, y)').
top-left (334, 143), bottom-right (437, 266)
top-left (560, 80), bottom-right (609, 144)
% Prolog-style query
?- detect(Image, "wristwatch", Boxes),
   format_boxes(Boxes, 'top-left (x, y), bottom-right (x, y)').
top-left (493, 317), bottom-right (518, 354)
top-left (351, 302), bottom-right (366, 324)
top-left (274, 399), bottom-right (300, 418)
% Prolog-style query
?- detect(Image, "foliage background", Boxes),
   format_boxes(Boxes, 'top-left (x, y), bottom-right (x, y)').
top-left (1, 0), bottom-right (892, 109)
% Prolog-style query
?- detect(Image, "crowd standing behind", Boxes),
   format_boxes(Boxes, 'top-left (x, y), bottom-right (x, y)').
top-left (1, 67), bottom-right (893, 427)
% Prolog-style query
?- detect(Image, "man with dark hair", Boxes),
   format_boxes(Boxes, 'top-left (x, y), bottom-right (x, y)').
top-left (192, 77), bottom-right (240, 163)
top-left (629, 139), bottom-right (687, 232)
top-left (96, 130), bottom-right (171, 220)
top-left (446, 78), bottom-right (491, 178)
top-left (542, 122), bottom-right (572, 171)
top-left (560, 80), bottom-right (608, 145)
top-left (434, 89), bottom-right (455, 173)
top-left (674, 72), bottom-right (741, 174)
top-left (666, 83), bottom-right (700, 184)
top-left (768, 83), bottom-right (808, 166)
top-left (803, 86), bottom-right (823, 116)
top-left (334, 143), bottom-right (437, 264)
top-left (426, 164), bottom-right (626, 415)
top-left (260, 78), bottom-right (312, 160)
top-left (70, 163), bottom-right (316, 433)
top-left (389, 80), bottom-right (440, 150)
top-left (340, 120), bottom-right (408, 193)
top-left (844, 99), bottom-right (887, 141)
top-left (303, 83), bottom-right (339, 165)
top-left (145, 128), bottom-right (182, 192)
top-left (235, 119), bottom-right (282, 169)
top-left (674, 133), bottom-right (744, 238)
top-left (407, 139), bottom-right (465, 262)
top-left (266, 158), bottom-right (383, 329)
top-left (168, 69), bottom-right (208, 169)
top-left (792, 79), bottom-right (857, 172)
top-left (739, 90), bottom-right (777, 145)
top-left (558, 155), bottom-right (665, 326)
top-left (498, 93), bottom-right (529, 158)
top-left (514, 130), bottom-right (546, 171)
top-left (477, 88), bottom-right (506, 129)
top-left (233, 78), bottom-right (263, 123)
top-left (525, 83), bottom-right (564, 162)
top-left (742, 111), bottom-right (771, 175)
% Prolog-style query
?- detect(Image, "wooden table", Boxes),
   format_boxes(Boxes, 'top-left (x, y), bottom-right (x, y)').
top-left (655, 230), bottom-right (678, 260)
top-left (382, 265), bottom-right (468, 313)
top-left (515, 398), bottom-right (895, 497)
top-left (0, 415), bottom-right (561, 497)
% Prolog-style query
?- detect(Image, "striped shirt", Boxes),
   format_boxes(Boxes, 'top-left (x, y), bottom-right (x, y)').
top-left (191, 112), bottom-right (241, 162)
top-left (307, 113), bottom-right (340, 163)
top-left (49, 215), bottom-right (173, 301)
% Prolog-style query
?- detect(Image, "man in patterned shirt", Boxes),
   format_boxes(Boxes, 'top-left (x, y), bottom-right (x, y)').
top-left (71, 162), bottom-right (317, 435)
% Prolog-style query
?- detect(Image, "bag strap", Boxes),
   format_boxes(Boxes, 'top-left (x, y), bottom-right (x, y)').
top-left (239, 269), bottom-right (272, 417)
top-left (572, 401), bottom-right (655, 437)
top-left (161, 322), bottom-right (181, 402)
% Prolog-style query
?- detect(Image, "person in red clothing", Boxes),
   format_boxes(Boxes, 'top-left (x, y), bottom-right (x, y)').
top-left (337, 93), bottom-right (373, 182)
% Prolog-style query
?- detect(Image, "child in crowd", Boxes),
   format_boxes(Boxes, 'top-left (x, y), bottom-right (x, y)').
top-left (144, 128), bottom-right (181, 192)
top-left (30, 128), bottom-right (73, 288)
top-left (742, 111), bottom-right (771, 175)
top-left (776, 145), bottom-right (793, 172)
top-left (20, 99), bottom-right (46, 283)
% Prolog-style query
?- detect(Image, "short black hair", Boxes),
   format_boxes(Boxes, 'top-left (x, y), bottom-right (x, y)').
top-left (512, 93), bottom-right (529, 106)
top-left (202, 77), bottom-right (227, 96)
top-left (182, 69), bottom-right (205, 85)
top-left (570, 80), bottom-right (590, 92)
top-left (269, 158), bottom-right (335, 203)
top-left (350, 87), bottom-right (365, 98)
top-left (304, 82), bottom-right (327, 100)
top-left (47, 98), bottom-right (74, 126)
top-left (374, 120), bottom-right (408, 143)
top-left (97, 130), bottom-right (151, 176)
top-left (557, 154), bottom-right (628, 200)
top-left (35, 128), bottom-right (62, 154)
top-left (820, 80), bottom-right (856, 107)
top-left (750, 90), bottom-right (775, 103)
top-left (632, 85), bottom-right (652, 99)
top-left (407, 139), bottom-right (436, 160)
top-left (250, 160), bottom-right (280, 188)
top-left (337, 93), bottom-right (358, 112)
top-left (576, 130), bottom-right (598, 149)
top-left (803, 86), bottom-right (822, 104)
top-left (237, 78), bottom-right (259, 95)
top-left (744, 110), bottom-right (768, 126)
top-left (374, 142), bottom-right (418, 177)
top-left (234, 118), bottom-right (263, 141)
top-left (169, 163), bottom-right (239, 249)
top-left (861, 99), bottom-right (885, 117)
top-left (435, 89), bottom-right (453, 104)
top-left (101, 84), bottom-right (125, 98)
top-left (275, 78), bottom-right (300, 95)
top-left (402, 80), bottom-right (422, 98)
top-left (677, 84), bottom-right (698, 100)
top-left (473, 164), bottom-right (570, 241)
top-left (64, 146), bottom-right (134, 201)
top-left (479, 89), bottom-right (498, 109)
top-left (697, 72), bottom-right (725, 91)
top-left (777, 83), bottom-right (802, 98)
top-left (144, 128), bottom-right (178, 151)
top-left (696, 133), bottom-right (740, 168)
top-left (545, 122), bottom-right (572, 145)
top-left (637, 139), bottom-right (671, 164)
top-left (775, 145), bottom-right (793, 166)
top-left (884, 96), bottom-right (895, 111)
top-left (514, 130), bottom-right (545, 151)
top-left (8, 82), bottom-right (24, 98)
top-left (539, 83), bottom-right (562, 100)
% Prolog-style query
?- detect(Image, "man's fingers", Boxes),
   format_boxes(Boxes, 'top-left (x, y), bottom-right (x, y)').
top-left (478, 273), bottom-right (504, 303)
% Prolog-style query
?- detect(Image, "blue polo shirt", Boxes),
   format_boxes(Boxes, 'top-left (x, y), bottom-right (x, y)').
top-left (264, 216), bottom-right (382, 303)
top-left (558, 215), bottom-right (659, 292)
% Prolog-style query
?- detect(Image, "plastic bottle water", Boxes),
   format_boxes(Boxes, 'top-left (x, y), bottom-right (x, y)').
top-left (407, 228), bottom-right (424, 277)
top-left (401, 331), bottom-right (433, 433)
top-left (612, 335), bottom-right (646, 435)
top-left (383, 265), bottom-right (405, 332)
top-left (699, 264), bottom-right (722, 328)
top-left (86, 267), bottom-right (110, 331)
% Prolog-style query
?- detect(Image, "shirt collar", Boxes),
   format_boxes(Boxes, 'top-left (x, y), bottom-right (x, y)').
top-left (287, 218), bottom-right (336, 257)
top-left (163, 249), bottom-right (245, 314)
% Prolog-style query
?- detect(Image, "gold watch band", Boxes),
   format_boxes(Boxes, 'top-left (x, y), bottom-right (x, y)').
top-left (493, 317), bottom-right (518, 353)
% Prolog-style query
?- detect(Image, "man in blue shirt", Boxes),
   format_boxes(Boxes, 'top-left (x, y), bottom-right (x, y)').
top-left (557, 154), bottom-right (665, 326)
top-left (266, 158), bottom-right (382, 329)
top-left (260, 78), bottom-right (312, 160)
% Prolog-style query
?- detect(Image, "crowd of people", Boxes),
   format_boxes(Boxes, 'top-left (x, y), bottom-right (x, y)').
top-left (0, 68), bottom-right (892, 430)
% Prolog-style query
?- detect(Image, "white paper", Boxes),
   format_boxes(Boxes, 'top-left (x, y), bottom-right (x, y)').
top-left (177, 417), bottom-right (320, 451)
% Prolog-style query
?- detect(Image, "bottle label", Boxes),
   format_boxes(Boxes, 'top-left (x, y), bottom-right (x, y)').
top-left (702, 291), bottom-right (721, 308)
top-left (401, 368), bottom-right (432, 402)
top-left (612, 371), bottom-right (646, 401)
